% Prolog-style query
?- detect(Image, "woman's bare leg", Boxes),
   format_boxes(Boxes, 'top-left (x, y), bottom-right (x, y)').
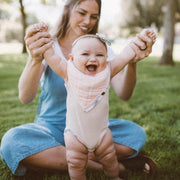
top-left (114, 143), bottom-right (136, 159)
top-left (21, 142), bottom-right (136, 174)
top-left (21, 145), bottom-right (68, 172)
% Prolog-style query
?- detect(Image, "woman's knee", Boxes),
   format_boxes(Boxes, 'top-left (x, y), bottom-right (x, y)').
top-left (0, 127), bottom-right (20, 163)
top-left (1, 127), bottom-right (18, 152)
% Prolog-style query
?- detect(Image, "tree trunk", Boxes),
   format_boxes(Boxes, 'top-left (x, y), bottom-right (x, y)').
top-left (19, 0), bottom-right (27, 53)
top-left (159, 0), bottom-right (176, 65)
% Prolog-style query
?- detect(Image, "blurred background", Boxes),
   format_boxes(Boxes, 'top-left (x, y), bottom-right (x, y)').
top-left (1, 0), bottom-right (180, 65)
top-left (0, 1), bottom-right (180, 179)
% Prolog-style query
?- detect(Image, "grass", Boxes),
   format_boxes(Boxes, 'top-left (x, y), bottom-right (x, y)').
top-left (0, 54), bottom-right (180, 180)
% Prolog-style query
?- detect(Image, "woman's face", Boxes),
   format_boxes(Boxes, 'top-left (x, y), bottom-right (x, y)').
top-left (69, 0), bottom-right (99, 38)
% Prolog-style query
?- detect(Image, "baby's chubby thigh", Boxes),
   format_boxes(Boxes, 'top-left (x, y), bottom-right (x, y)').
top-left (95, 129), bottom-right (119, 178)
top-left (64, 132), bottom-right (88, 178)
top-left (95, 129), bottom-right (116, 159)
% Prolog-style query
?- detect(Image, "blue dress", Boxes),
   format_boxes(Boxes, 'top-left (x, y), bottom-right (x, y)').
top-left (0, 44), bottom-right (146, 176)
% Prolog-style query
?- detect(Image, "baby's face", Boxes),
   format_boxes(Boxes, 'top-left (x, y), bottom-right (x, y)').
top-left (70, 37), bottom-right (107, 76)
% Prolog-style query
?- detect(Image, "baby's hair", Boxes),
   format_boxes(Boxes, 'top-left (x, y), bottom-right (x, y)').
top-left (72, 34), bottom-right (108, 50)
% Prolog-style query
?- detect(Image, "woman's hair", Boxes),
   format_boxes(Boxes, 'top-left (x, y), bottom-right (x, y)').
top-left (52, 0), bottom-right (101, 39)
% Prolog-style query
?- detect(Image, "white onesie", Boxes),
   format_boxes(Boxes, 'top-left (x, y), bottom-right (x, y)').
top-left (64, 60), bottom-right (111, 152)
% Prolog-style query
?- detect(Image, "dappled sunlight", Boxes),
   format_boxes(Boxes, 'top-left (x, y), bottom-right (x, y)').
top-left (1, 39), bottom-right (180, 62)
top-left (0, 43), bottom-right (22, 54)
top-left (112, 37), bottom-right (180, 61)
top-left (0, 63), bottom-right (5, 68)
top-left (142, 125), bottom-right (150, 132)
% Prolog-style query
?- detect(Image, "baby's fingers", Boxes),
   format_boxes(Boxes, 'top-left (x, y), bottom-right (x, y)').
top-left (25, 22), bottom-right (48, 39)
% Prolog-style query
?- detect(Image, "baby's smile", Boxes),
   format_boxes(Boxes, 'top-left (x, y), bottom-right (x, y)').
top-left (86, 64), bottom-right (97, 72)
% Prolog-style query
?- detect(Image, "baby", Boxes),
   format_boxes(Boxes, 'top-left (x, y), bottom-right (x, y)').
top-left (32, 23), bottom-right (156, 180)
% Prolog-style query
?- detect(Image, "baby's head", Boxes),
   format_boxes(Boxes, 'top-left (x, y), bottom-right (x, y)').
top-left (69, 34), bottom-right (108, 76)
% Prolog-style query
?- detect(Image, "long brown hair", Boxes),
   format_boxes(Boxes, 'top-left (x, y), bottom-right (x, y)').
top-left (52, 0), bottom-right (101, 39)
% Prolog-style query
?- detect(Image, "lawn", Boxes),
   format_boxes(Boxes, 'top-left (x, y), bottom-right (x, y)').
top-left (0, 54), bottom-right (180, 180)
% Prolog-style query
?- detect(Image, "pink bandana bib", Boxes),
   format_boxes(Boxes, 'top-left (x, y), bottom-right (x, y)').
top-left (66, 61), bottom-right (110, 112)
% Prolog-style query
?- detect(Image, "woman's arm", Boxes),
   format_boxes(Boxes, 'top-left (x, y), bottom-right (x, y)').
top-left (18, 59), bottom-right (44, 104)
top-left (111, 29), bottom-right (156, 101)
top-left (18, 23), bottom-right (52, 104)
top-left (111, 63), bottom-right (137, 101)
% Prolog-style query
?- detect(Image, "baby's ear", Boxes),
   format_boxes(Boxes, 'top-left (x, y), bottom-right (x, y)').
top-left (69, 54), bottom-right (74, 61)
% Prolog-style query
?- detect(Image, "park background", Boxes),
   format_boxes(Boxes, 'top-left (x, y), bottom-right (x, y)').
top-left (0, 0), bottom-right (180, 179)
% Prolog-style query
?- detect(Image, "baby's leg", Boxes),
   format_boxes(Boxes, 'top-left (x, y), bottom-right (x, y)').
top-left (64, 132), bottom-right (88, 180)
top-left (95, 129), bottom-right (120, 179)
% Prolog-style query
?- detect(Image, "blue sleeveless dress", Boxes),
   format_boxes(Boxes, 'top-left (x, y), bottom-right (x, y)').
top-left (0, 42), bottom-right (146, 176)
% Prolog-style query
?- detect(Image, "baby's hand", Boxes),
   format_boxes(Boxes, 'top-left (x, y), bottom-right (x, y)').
top-left (146, 29), bottom-right (157, 43)
top-left (32, 22), bottom-right (48, 33)
top-left (138, 29), bottom-right (157, 51)
top-left (129, 28), bottom-right (157, 63)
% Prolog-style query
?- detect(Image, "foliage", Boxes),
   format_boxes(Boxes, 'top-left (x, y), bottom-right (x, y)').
top-left (119, 0), bottom-right (164, 32)
top-left (0, 6), bottom-right (11, 20)
top-left (41, 0), bottom-right (56, 5)
top-left (4, 23), bottom-right (23, 42)
top-left (0, 54), bottom-right (180, 179)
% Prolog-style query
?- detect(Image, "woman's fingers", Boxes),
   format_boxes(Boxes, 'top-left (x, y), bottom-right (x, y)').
top-left (131, 37), bottom-right (147, 51)
top-left (129, 37), bottom-right (150, 63)
top-left (128, 29), bottom-right (157, 63)
top-left (25, 31), bottom-right (51, 47)
top-left (31, 41), bottom-right (54, 60)
top-left (25, 32), bottom-right (51, 61)
top-left (27, 32), bottom-right (51, 49)
top-left (137, 29), bottom-right (157, 48)
top-left (24, 22), bottom-right (52, 61)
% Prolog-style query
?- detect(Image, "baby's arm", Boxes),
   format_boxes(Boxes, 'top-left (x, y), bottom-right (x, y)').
top-left (44, 43), bottom-right (67, 80)
top-left (109, 42), bottom-right (136, 78)
top-left (110, 29), bottom-right (156, 78)
top-left (32, 23), bottom-right (67, 80)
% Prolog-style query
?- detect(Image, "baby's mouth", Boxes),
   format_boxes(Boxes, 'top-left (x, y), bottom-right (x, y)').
top-left (86, 65), bottom-right (97, 72)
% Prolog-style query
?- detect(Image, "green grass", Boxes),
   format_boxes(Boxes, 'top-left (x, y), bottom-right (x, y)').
top-left (0, 54), bottom-right (180, 180)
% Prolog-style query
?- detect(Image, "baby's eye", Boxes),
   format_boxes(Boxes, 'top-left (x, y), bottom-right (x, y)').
top-left (82, 53), bottom-right (89, 56)
top-left (97, 54), bottom-right (104, 57)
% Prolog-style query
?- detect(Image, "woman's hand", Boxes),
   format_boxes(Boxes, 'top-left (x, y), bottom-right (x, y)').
top-left (24, 22), bottom-right (53, 62)
top-left (129, 29), bottom-right (157, 63)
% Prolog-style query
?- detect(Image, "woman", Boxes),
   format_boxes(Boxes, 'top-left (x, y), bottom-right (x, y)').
top-left (0, 0), bottom-right (156, 176)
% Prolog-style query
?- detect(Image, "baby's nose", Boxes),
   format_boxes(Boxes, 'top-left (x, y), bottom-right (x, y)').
top-left (89, 55), bottom-right (96, 61)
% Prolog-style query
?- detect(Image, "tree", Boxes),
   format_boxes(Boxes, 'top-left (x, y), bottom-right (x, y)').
top-left (1, 0), bottom-right (27, 53)
top-left (19, 0), bottom-right (27, 53)
top-left (119, 0), bottom-right (164, 32)
top-left (119, 0), bottom-right (180, 66)
top-left (159, 0), bottom-right (177, 65)
top-left (1, 0), bottom-right (57, 53)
